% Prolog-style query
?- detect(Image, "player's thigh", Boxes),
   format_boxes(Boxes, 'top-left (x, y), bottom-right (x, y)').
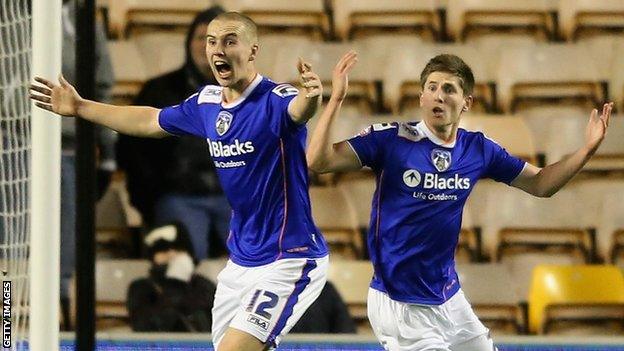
top-left (229, 256), bottom-right (328, 348)
top-left (217, 327), bottom-right (266, 351)
top-left (449, 334), bottom-right (496, 351)
top-left (367, 288), bottom-right (450, 351)
top-left (212, 261), bottom-right (248, 348)
top-left (445, 290), bottom-right (489, 346)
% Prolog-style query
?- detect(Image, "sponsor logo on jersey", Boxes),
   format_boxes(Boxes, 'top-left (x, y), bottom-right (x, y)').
top-left (207, 138), bottom-right (255, 158)
top-left (431, 149), bottom-right (452, 172)
top-left (216, 111), bottom-right (233, 136)
top-left (247, 314), bottom-right (269, 331)
top-left (403, 169), bottom-right (422, 187)
top-left (198, 85), bottom-right (222, 104)
top-left (403, 169), bottom-right (470, 190)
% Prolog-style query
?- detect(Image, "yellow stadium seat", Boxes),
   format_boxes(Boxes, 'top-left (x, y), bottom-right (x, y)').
top-left (107, 0), bottom-right (210, 38)
top-left (223, 0), bottom-right (329, 40)
top-left (459, 115), bottom-right (538, 164)
top-left (457, 263), bottom-right (524, 334)
top-left (328, 259), bottom-right (374, 324)
top-left (559, 0), bottom-right (624, 41)
top-left (496, 43), bottom-right (605, 113)
top-left (331, 0), bottom-right (440, 41)
top-left (528, 265), bottom-right (624, 334)
top-left (446, 0), bottom-right (557, 42)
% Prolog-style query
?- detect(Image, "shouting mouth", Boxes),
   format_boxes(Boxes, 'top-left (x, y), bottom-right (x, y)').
top-left (214, 60), bottom-right (232, 79)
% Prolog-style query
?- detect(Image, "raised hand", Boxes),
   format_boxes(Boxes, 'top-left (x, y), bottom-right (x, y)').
top-left (29, 75), bottom-right (83, 117)
top-left (585, 102), bottom-right (613, 155)
top-left (330, 50), bottom-right (358, 102)
top-left (297, 57), bottom-right (322, 98)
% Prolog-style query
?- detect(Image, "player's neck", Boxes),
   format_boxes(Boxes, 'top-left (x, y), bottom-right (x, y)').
top-left (222, 71), bottom-right (258, 104)
top-left (424, 120), bottom-right (458, 144)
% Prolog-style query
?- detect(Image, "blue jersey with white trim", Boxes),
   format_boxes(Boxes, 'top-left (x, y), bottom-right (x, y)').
top-left (347, 121), bottom-right (525, 305)
top-left (158, 75), bottom-right (328, 266)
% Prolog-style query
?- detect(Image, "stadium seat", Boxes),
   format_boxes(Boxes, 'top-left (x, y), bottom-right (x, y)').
top-left (383, 43), bottom-right (497, 115)
top-left (558, 0), bottom-right (624, 41)
top-left (272, 42), bottom-right (377, 113)
top-left (600, 187), bottom-right (624, 263)
top-left (195, 258), bottom-right (228, 283)
top-left (528, 265), bottom-right (624, 334)
top-left (108, 40), bottom-right (148, 105)
top-left (96, 177), bottom-right (143, 257)
top-left (107, 0), bottom-right (211, 38)
top-left (337, 177), bottom-right (376, 232)
top-left (93, 259), bottom-right (151, 330)
top-left (457, 206), bottom-right (483, 262)
top-left (544, 114), bottom-right (624, 174)
top-left (496, 43), bottom-right (606, 113)
top-left (132, 32), bottom-right (186, 79)
top-left (572, 179), bottom-right (624, 262)
top-left (331, 0), bottom-right (440, 41)
top-left (459, 114), bottom-right (539, 164)
top-left (445, 0), bottom-right (557, 42)
top-left (482, 186), bottom-right (596, 264)
top-left (222, 0), bottom-right (329, 40)
top-left (328, 259), bottom-right (374, 325)
top-left (309, 186), bottom-right (363, 258)
top-left (456, 263), bottom-right (524, 334)
top-left (609, 40), bottom-right (624, 110)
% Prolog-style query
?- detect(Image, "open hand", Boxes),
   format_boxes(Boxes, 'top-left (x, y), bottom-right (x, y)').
top-left (330, 50), bottom-right (358, 102)
top-left (584, 102), bottom-right (613, 154)
top-left (29, 75), bottom-right (82, 117)
top-left (297, 58), bottom-right (322, 98)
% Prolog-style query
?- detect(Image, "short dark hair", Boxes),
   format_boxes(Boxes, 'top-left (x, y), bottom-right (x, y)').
top-left (213, 11), bottom-right (258, 44)
top-left (420, 54), bottom-right (474, 96)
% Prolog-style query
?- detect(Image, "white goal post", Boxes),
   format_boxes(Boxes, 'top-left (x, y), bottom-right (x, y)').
top-left (30, 0), bottom-right (61, 350)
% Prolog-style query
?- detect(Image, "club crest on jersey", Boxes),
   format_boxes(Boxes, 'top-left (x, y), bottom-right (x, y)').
top-left (431, 149), bottom-right (452, 172)
top-left (216, 111), bottom-right (233, 136)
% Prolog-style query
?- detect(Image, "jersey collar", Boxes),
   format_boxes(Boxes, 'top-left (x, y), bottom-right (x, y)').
top-left (221, 74), bottom-right (263, 109)
top-left (416, 121), bottom-right (457, 148)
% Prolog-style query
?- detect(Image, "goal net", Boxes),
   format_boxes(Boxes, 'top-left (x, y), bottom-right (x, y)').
top-left (0, 0), bottom-right (33, 349)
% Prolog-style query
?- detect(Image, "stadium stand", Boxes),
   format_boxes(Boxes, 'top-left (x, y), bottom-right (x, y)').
top-left (327, 259), bottom-right (374, 329)
top-left (108, 40), bottom-right (148, 104)
top-left (558, 0), bottom-right (624, 41)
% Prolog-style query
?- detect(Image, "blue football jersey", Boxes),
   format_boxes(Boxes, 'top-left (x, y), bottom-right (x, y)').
top-left (158, 75), bottom-right (328, 266)
top-left (347, 121), bottom-right (525, 304)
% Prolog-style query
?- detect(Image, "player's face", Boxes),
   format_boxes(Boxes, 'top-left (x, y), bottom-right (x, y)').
top-left (206, 19), bottom-right (257, 88)
top-left (190, 23), bottom-right (212, 78)
top-left (419, 71), bottom-right (472, 128)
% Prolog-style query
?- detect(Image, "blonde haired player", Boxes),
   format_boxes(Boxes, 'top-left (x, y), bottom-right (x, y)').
top-left (31, 12), bottom-right (333, 351)
top-left (308, 52), bottom-right (612, 351)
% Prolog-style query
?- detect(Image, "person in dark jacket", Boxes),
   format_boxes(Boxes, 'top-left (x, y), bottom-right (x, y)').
top-left (116, 6), bottom-right (230, 260)
top-left (290, 281), bottom-right (357, 334)
top-left (127, 222), bottom-right (216, 332)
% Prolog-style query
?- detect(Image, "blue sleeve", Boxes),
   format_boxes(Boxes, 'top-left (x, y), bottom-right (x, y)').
top-left (346, 123), bottom-right (396, 170)
top-left (268, 83), bottom-right (302, 137)
top-left (481, 134), bottom-right (526, 184)
top-left (158, 92), bottom-right (206, 138)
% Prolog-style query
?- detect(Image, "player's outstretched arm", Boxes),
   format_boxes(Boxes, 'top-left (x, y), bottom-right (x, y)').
top-left (307, 51), bottom-right (361, 174)
top-left (30, 75), bottom-right (168, 138)
top-left (512, 102), bottom-right (613, 197)
top-left (287, 58), bottom-right (323, 124)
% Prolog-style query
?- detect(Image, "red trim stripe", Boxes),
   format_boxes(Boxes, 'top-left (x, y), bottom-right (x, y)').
top-left (374, 170), bottom-right (384, 246)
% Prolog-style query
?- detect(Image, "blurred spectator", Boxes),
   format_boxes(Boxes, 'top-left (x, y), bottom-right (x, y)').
top-left (60, 0), bottom-right (116, 330)
top-left (127, 223), bottom-right (216, 332)
top-left (290, 281), bottom-right (357, 334)
top-left (116, 6), bottom-right (230, 260)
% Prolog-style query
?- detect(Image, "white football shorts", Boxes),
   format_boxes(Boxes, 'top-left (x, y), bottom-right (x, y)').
top-left (211, 255), bottom-right (329, 349)
top-left (368, 288), bottom-right (493, 351)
